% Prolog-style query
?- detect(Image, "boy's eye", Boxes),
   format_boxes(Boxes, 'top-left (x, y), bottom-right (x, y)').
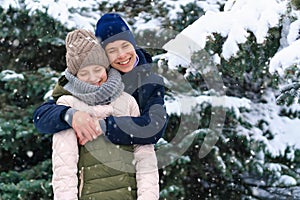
top-left (123, 44), bottom-right (130, 48)
top-left (107, 49), bottom-right (116, 54)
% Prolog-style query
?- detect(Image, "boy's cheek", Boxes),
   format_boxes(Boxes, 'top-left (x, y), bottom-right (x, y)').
top-left (107, 55), bottom-right (116, 64)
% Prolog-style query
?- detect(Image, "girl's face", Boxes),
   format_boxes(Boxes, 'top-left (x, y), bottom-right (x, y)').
top-left (105, 40), bottom-right (137, 73)
top-left (76, 65), bottom-right (107, 86)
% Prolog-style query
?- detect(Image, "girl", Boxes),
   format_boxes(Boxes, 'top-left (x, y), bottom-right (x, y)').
top-left (52, 29), bottom-right (159, 200)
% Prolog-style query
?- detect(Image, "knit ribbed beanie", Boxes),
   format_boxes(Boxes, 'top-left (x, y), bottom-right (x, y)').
top-left (95, 13), bottom-right (137, 48)
top-left (65, 29), bottom-right (110, 75)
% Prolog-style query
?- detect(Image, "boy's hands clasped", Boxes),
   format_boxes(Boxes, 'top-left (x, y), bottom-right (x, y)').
top-left (72, 111), bottom-right (102, 145)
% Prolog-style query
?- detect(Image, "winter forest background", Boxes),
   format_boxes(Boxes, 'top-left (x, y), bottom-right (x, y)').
top-left (1, 0), bottom-right (300, 199)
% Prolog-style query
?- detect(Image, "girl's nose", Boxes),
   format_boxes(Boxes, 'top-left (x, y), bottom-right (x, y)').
top-left (89, 73), bottom-right (98, 83)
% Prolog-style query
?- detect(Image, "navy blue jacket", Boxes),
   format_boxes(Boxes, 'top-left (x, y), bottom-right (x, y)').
top-left (33, 49), bottom-right (168, 145)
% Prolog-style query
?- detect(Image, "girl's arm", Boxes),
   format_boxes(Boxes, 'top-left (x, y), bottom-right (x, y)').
top-left (134, 144), bottom-right (159, 200)
top-left (57, 95), bottom-right (113, 119)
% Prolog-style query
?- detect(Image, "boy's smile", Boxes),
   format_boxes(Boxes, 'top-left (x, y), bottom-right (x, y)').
top-left (105, 40), bottom-right (137, 73)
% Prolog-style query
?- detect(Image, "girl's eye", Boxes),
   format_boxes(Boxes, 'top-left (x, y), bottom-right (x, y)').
top-left (78, 73), bottom-right (87, 78)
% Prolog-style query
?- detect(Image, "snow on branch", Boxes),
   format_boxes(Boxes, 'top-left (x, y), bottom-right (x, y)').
top-left (163, 0), bottom-right (287, 62)
top-left (2, 0), bottom-right (100, 30)
top-left (269, 39), bottom-right (300, 76)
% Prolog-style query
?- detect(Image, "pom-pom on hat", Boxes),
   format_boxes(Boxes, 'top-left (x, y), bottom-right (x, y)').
top-left (95, 13), bottom-right (137, 48)
top-left (65, 29), bottom-right (110, 75)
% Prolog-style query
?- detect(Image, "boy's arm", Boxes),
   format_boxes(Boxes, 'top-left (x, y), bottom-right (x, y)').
top-left (103, 84), bottom-right (168, 145)
top-left (56, 95), bottom-right (113, 144)
top-left (33, 91), bottom-right (167, 144)
top-left (33, 100), bottom-right (71, 134)
top-left (33, 100), bottom-right (100, 138)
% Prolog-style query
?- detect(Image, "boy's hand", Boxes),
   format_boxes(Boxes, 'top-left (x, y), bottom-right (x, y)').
top-left (72, 111), bottom-right (102, 145)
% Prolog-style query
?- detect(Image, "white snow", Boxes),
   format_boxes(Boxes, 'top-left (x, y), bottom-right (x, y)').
top-left (0, 70), bottom-right (24, 81)
top-left (242, 95), bottom-right (300, 155)
top-left (166, 95), bottom-right (251, 116)
top-left (273, 175), bottom-right (297, 186)
top-left (163, 0), bottom-right (287, 61)
top-left (161, 0), bottom-right (196, 20)
top-left (196, 0), bottom-right (227, 13)
top-left (4, 0), bottom-right (100, 30)
top-left (269, 39), bottom-right (300, 75)
top-left (133, 15), bottom-right (162, 32)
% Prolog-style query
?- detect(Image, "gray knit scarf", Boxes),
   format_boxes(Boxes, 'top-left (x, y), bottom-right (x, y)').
top-left (64, 68), bottom-right (124, 106)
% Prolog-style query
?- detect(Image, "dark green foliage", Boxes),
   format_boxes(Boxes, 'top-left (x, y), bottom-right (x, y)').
top-left (0, 67), bottom-right (60, 172)
top-left (273, 1), bottom-right (300, 105)
top-left (208, 28), bottom-right (281, 101)
top-left (170, 3), bottom-right (205, 33)
top-left (160, 107), bottom-right (300, 199)
top-left (276, 66), bottom-right (300, 106)
top-left (292, 0), bottom-right (300, 9)
top-left (0, 6), bottom-right (68, 72)
top-left (0, 160), bottom-right (52, 200)
top-left (0, 6), bottom-right (64, 199)
top-left (0, 67), bottom-right (59, 198)
top-left (160, 108), bottom-right (246, 199)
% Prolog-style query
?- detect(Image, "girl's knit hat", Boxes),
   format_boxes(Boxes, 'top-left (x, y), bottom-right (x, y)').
top-left (95, 13), bottom-right (137, 48)
top-left (65, 29), bottom-right (110, 75)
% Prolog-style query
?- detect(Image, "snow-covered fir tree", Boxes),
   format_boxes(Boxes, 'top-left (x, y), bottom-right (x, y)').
top-left (0, 0), bottom-right (300, 199)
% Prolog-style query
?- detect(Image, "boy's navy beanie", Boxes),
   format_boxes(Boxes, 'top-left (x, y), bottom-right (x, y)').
top-left (95, 13), bottom-right (137, 48)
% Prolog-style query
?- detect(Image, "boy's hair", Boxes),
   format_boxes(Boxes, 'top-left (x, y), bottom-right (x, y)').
top-left (95, 13), bottom-right (137, 49)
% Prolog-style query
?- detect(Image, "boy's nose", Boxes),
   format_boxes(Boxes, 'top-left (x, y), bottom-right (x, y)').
top-left (117, 49), bottom-right (127, 59)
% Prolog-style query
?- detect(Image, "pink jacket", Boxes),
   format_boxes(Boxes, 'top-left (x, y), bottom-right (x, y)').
top-left (52, 92), bottom-right (159, 200)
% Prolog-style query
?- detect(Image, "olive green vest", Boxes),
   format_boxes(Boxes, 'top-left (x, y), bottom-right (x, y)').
top-left (78, 135), bottom-right (137, 200)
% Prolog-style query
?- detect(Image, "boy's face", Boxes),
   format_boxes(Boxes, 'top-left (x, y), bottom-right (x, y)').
top-left (105, 40), bottom-right (137, 73)
top-left (76, 65), bottom-right (107, 86)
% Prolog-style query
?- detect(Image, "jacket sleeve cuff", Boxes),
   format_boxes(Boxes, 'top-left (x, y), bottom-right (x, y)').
top-left (99, 119), bottom-right (107, 134)
top-left (64, 108), bottom-right (77, 127)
